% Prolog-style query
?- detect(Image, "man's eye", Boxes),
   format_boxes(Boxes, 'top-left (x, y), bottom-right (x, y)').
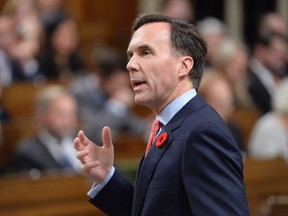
top-left (127, 52), bottom-right (133, 59)
top-left (142, 50), bottom-right (150, 55)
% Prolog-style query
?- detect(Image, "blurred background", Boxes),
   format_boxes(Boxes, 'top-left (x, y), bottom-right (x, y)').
top-left (0, 0), bottom-right (284, 70)
top-left (0, 0), bottom-right (287, 215)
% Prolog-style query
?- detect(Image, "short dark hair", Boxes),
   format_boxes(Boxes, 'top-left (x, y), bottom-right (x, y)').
top-left (131, 13), bottom-right (207, 89)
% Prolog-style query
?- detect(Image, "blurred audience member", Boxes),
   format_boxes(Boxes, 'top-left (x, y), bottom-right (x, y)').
top-left (1, 0), bottom-right (45, 85)
top-left (248, 78), bottom-right (288, 160)
top-left (196, 17), bottom-right (228, 67)
top-left (210, 37), bottom-right (253, 108)
top-left (258, 12), bottom-right (288, 39)
top-left (248, 32), bottom-right (288, 115)
top-left (256, 11), bottom-right (288, 77)
top-left (2, 0), bottom-right (42, 53)
top-left (13, 85), bottom-right (81, 173)
top-left (0, 15), bottom-right (42, 87)
top-left (158, 0), bottom-right (194, 23)
top-left (199, 71), bottom-right (246, 153)
top-left (36, 0), bottom-right (68, 36)
top-left (38, 15), bottom-right (85, 83)
top-left (70, 47), bottom-right (150, 144)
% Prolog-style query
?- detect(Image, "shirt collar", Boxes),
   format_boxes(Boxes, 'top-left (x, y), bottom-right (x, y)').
top-left (157, 88), bottom-right (197, 125)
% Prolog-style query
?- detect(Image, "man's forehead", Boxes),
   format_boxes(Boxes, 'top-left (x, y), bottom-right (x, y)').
top-left (128, 22), bottom-right (171, 47)
top-left (134, 22), bottom-right (171, 35)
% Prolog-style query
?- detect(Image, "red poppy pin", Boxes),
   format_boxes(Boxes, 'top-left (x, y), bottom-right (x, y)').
top-left (156, 132), bottom-right (168, 148)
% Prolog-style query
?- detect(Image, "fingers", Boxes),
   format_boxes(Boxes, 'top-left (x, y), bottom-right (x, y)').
top-left (102, 126), bottom-right (113, 149)
top-left (74, 130), bottom-right (92, 151)
top-left (78, 130), bottom-right (90, 145)
top-left (74, 130), bottom-right (84, 151)
top-left (74, 130), bottom-right (92, 165)
top-left (82, 160), bottom-right (99, 171)
top-left (74, 137), bottom-right (82, 151)
top-left (76, 149), bottom-right (89, 164)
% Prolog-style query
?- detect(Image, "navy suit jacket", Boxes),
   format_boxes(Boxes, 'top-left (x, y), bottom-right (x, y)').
top-left (90, 95), bottom-right (249, 216)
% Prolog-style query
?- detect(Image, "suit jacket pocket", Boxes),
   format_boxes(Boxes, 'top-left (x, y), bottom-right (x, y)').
top-left (149, 176), bottom-right (173, 189)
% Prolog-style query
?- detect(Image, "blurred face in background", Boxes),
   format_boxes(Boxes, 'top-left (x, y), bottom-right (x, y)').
top-left (207, 80), bottom-right (234, 122)
top-left (38, 93), bottom-right (78, 139)
top-left (199, 71), bottom-right (234, 122)
top-left (52, 19), bottom-right (79, 56)
top-left (260, 13), bottom-right (288, 38)
top-left (222, 49), bottom-right (248, 84)
top-left (204, 31), bottom-right (224, 62)
top-left (160, 0), bottom-right (194, 23)
top-left (264, 37), bottom-right (287, 74)
top-left (36, 0), bottom-right (62, 13)
top-left (0, 16), bottom-right (18, 53)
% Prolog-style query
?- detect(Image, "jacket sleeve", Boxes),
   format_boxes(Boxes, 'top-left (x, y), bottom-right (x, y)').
top-left (182, 121), bottom-right (249, 216)
top-left (89, 169), bottom-right (134, 216)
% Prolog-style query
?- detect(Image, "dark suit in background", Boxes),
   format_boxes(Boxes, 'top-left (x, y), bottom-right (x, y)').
top-left (248, 68), bottom-right (272, 114)
top-left (13, 135), bottom-right (63, 172)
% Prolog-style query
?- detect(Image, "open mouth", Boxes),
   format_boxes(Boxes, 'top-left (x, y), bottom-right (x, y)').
top-left (131, 79), bottom-right (146, 90)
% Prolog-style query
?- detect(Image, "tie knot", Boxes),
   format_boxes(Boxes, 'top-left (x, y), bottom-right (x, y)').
top-left (145, 119), bottom-right (163, 157)
top-left (151, 119), bottom-right (162, 134)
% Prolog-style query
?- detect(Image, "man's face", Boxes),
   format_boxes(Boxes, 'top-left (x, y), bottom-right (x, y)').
top-left (127, 22), bottom-right (183, 113)
top-left (0, 17), bottom-right (18, 51)
top-left (43, 95), bottom-right (77, 139)
top-left (264, 37), bottom-right (287, 73)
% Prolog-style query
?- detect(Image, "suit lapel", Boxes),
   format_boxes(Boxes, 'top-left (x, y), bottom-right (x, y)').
top-left (132, 95), bottom-right (207, 215)
top-left (133, 128), bottom-right (173, 215)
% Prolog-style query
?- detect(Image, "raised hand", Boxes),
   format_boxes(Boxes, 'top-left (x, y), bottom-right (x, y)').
top-left (74, 126), bottom-right (114, 184)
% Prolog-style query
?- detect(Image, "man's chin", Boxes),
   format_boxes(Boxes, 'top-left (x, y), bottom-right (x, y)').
top-left (134, 96), bottom-right (148, 107)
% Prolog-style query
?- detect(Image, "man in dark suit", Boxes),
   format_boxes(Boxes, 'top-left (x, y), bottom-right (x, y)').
top-left (248, 32), bottom-right (287, 115)
top-left (74, 14), bottom-right (249, 215)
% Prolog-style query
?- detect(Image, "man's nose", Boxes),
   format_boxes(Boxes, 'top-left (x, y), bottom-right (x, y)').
top-left (126, 56), bottom-right (139, 72)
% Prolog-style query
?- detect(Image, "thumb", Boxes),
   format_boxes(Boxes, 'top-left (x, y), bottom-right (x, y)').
top-left (102, 126), bottom-right (113, 149)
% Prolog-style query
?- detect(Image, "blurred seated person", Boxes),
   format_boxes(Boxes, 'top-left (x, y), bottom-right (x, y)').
top-left (254, 11), bottom-right (288, 78)
top-left (248, 32), bottom-right (288, 115)
top-left (199, 70), bottom-right (246, 153)
top-left (196, 17), bottom-right (228, 68)
top-left (13, 85), bottom-right (81, 173)
top-left (258, 11), bottom-right (288, 43)
top-left (70, 47), bottom-right (150, 144)
top-left (2, 0), bottom-right (42, 44)
top-left (36, 0), bottom-right (69, 33)
top-left (248, 78), bottom-right (288, 160)
top-left (157, 0), bottom-right (194, 23)
top-left (210, 37), bottom-right (253, 108)
top-left (0, 15), bottom-right (42, 87)
top-left (38, 14), bottom-right (85, 84)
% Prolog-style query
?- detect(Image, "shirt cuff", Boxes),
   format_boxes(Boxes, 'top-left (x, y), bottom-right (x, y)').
top-left (87, 166), bottom-right (115, 198)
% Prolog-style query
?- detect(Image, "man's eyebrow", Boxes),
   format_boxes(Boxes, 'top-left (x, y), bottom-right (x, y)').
top-left (127, 44), bottom-right (154, 57)
top-left (138, 44), bottom-right (152, 50)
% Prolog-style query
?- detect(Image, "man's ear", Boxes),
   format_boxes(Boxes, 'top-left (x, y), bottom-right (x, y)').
top-left (179, 56), bottom-right (194, 77)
